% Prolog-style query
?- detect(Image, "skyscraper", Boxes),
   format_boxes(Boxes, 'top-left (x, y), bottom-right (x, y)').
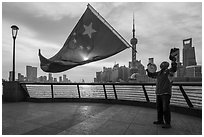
top-left (26, 66), bottom-right (37, 82)
top-left (54, 78), bottom-right (57, 83)
top-left (130, 13), bottom-right (138, 75)
top-left (185, 65), bottom-right (202, 77)
top-left (38, 76), bottom-right (44, 83)
top-left (48, 73), bottom-right (53, 82)
top-left (183, 38), bottom-right (197, 67)
top-left (59, 76), bottom-right (62, 83)
top-left (18, 73), bottom-right (25, 82)
top-left (96, 72), bottom-right (102, 82)
top-left (9, 71), bottom-right (13, 81)
top-left (63, 74), bottom-right (67, 83)
top-left (43, 76), bottom-right (47, 82)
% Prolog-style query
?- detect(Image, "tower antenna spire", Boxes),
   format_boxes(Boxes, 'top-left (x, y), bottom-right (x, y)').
top-left (133, 12), bottom-right (135, 38)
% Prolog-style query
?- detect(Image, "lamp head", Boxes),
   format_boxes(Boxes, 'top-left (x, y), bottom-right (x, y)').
top-left (11, 25), bottom-right (19, 38)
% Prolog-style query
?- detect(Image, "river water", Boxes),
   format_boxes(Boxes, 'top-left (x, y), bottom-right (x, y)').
top-left (26, 84), bottom-right (202, 109)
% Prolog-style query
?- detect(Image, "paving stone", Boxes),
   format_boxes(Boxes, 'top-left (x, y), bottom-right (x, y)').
top-left (125, 123), bottom-right (158, 135)
top-left (23, 125), bottom-right (63, 135)
top-left (58, 118), bottom-right (108, 135)
top-left (2, 102), bottom-right (202, 135)
top-left (93, 120), bottom-right (130, 135)
top-left (2, 121), bottom-right (42, 135)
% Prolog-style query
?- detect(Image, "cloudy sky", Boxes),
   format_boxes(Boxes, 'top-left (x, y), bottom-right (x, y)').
top-left (2, 2), bottom-right (202, 82)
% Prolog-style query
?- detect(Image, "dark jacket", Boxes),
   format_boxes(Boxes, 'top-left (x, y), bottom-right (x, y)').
top-left (146, 61), bottom-right (177, 95)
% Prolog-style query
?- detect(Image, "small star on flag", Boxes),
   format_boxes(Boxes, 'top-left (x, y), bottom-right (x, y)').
top-left (83, 22), bottom-right (96, 39)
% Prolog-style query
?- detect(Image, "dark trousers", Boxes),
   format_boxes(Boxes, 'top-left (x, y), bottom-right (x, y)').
top-left (156, 94), bottom-right (171, 124)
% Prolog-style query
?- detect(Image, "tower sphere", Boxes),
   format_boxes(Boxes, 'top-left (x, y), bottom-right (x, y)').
top-left (130, 37), bottom-right (138, 45)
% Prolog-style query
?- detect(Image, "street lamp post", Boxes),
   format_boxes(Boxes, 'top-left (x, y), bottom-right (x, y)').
top-left (11, 25), bottom-right (19, 81)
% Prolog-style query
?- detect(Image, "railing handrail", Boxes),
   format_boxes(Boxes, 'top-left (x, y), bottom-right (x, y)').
top-left (19, 82), bottom-right (202, 86)
top-left (18, 81), bottom-right (202, 111)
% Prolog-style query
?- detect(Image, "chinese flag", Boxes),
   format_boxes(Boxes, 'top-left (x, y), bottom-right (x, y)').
top-left (39, 4), bottom-right (130, 73)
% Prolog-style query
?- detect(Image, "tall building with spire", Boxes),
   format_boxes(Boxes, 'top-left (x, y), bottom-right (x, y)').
top-left (130, 13), bottom-right (138, 75)
top-left (128, 14), bottom-right (148, 83)
top-left (183, 38), bottom-right (197, 67)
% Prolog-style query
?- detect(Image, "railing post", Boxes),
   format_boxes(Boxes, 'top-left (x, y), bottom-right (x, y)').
top-left (51, 84), bottom-right (54, 101)
top-left (19, 83), bottom-right (30, 98)
top-left (112, 84), bottom-right (118, 100)
top-left (179, 85), bottom-right (193, 108)
top-left (142, 85), bottom-right (150, 102)
top-left (103, 84), bottom-right (108, 100)
top-left (77, 84), bottom-right (81, 99)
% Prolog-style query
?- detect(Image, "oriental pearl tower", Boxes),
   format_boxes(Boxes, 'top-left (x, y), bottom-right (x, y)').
top-left (130, 14), bottom-right (138, 75)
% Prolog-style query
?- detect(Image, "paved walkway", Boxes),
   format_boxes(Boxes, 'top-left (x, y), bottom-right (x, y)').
top-left (2, 102), bottom-right (202, 135)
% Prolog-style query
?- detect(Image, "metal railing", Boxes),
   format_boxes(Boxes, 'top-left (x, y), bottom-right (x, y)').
top-left (20, 82), bottom-right (202, 109)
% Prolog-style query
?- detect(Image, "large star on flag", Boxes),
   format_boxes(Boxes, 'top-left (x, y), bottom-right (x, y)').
top-left (82, 22), bottom-right (96, 38)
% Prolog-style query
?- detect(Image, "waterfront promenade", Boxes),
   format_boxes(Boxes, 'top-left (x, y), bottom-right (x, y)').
top-left (2, 102), bottom-right (202, 135)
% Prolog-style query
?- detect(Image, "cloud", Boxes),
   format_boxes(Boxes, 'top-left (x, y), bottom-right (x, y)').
top-left (111, 2), bottom-right (202, 65)
top-left (2, 20), bottom-right (61, 80)
top-left (4, 2), bottom-right (87, 20)
top-left (2, 2), bottom-right (202, 82)
top-left (3, 2), bottom-right (125, 21)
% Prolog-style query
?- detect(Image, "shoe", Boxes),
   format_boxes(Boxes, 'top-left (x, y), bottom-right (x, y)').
top-left (162, 124), bottom-right (172, 128)
top-left (153, 121), bottom-right (164, 125)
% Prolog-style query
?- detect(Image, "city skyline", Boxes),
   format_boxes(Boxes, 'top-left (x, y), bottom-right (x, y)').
top-left (9, 65), bottom-right (73, 83)
top-left (2, 2), bottom-right (202, 82)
